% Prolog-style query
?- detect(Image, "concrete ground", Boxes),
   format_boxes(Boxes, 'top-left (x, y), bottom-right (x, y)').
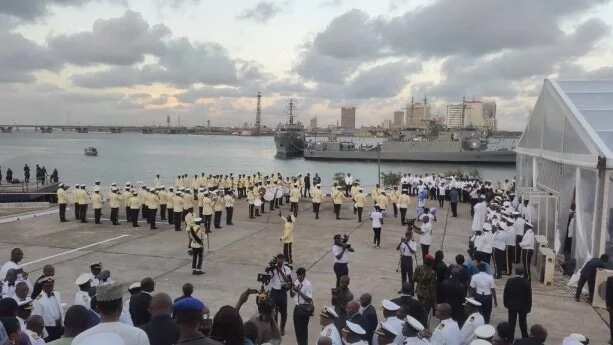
top-left (0, 198), bottom-right (608, 344)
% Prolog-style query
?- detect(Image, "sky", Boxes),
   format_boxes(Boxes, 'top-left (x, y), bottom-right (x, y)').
top-left (1, 0), bottom-right (613, 130)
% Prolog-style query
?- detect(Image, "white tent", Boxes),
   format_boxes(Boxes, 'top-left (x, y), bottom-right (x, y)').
top-left (516, 79), bottom-right (613, 269)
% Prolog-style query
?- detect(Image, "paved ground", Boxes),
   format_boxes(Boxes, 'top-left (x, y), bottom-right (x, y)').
top-left (0, 198), bottom-right (608, 344)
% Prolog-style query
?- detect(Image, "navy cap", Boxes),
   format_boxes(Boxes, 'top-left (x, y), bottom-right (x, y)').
top-left (174, 297), bottom-right (205, 313)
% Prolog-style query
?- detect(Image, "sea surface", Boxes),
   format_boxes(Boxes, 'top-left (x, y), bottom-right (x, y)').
top-left (0, 131), bottom-right (515, 187)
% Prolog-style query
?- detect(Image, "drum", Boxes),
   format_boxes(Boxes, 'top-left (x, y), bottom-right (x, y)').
top-left (264, 191), bottom-right (274, 201)
top-left (254, 198), bottom-right (262, 207)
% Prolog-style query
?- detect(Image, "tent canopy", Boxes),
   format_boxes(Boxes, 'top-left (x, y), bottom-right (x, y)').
top-left (517, 79), bottom-right (613, 169)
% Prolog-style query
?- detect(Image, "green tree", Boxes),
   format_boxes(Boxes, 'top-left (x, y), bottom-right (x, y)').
top-left (381, 171), bottom-right (401, 187)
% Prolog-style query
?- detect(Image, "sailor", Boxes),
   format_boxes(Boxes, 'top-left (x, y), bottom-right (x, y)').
top-left (122, 183), bottom-right (132, 223)
top-left (403, 315), bottom-right (429, 345)
top-left (254, 185), bottom-right (263, 217)
top-left (280, 212), bottom-right (295, 265)
top-left (472, 196), bottom-right (488, 233)
top-left (492, 224), bottom-right (507, 279)
top-left (72, 184), bottom-right (80, 221)
top-left (459, 298), bottom-right (484, 345)
top-left (312, 184), bottom-right (323, 219)
top-left (213, 191), bottom-right (224, 229)
top-left (389, 187), bottom-right (400, 218)
top-left (319, 306), bottom-right (342, 345)
top-left (159, 186), bottom-right (167, 221)
top-left (475, 223), bottom-right (493, 264)
top-left (166, 187), bottom-right (174, 225)
top-left (92, 188), bottom-right (103, 224)
top-left (74, 273), bottom-right (92, 310)
top-left (32, 277), bottom-right (63, 342)
top-left (397, 231), bottom-right (417, 294)
top-left (183, 189), bottom-right (194, 219)
top-left (128, 191), bottom-right (141, 227)
top-left (275, 182), bottom-right (284, 209)
top-left (76, 185), bottom-right (86, 223)
top-left (512, 212), bottom-right (525, 264)
top-left (290, 183), bottom-right (301, 218)
top-left (139, 185), bottom-right (149, 223)
top-left (247, 187), bottom-right (256, 219)
top-left (56, 184), bottom-right (67, 222)
top-left (188, 218), bottom-right (205, 275)
top-left (89, 263), bottom-right (103, 287)
top-left (342, 321), bottom-right (368, 345)
top-left (173, 191), bottom-right (184, 232)
top-left (374, 320), bottom-right (400, 345)
top-left (149, 189), bottom-right (159, 230)
top-left (429, 304), bottom-right (461, 345)
top-left (377, 191), bottom-right (389, 216)
top-left (519, 222), bottom-right (535, 279)
top-left (344, 173), bottom-right (354, 197)
top-left (397, 191), bottom-right (410, 226)
top-left (333, 186), bottom-right (345, 220)
top-left (353, 187), bottom-right (365, 223)
top-left (224, 190), bottom-right (235, 226)
top-left (109, 187), bottom-right (120, 225)
top-left (373, 299), bottom-right (403, 345)
top-left (473, 324), bottom-right (495, 342)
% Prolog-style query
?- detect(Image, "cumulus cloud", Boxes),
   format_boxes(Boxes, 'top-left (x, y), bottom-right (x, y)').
top-left (313, 9), bottom-right (382, 59)
top-left (0, 0), bottom-right (125, 20)
top-left (237, 1), bottom-right (286, 23)
top-left (49, 11), bottom-right (170, 66)
top-left (0, 30), bottom-right (60, 82)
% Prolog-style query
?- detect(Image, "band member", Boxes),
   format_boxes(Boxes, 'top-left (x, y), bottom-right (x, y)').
top-left (312, 184), bottom-right (323, 219)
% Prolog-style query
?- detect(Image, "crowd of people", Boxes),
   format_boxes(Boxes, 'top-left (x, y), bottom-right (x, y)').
top-left (0, 171), bottom-right (600, 345)
top-left (0, 164), bottom-right (58, 185)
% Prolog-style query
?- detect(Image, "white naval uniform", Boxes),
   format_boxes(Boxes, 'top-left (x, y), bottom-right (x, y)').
top-left (321, 323), bottom-right (342, 345)
top-left (459, 312), bottom-right (484, 345)
top-left (430, 318), bottom-right (461, 345)
top-left (32, 291), bottom-right (63, 328)
top-left (373, 316), bottom-right (404, 345)
top-left (404, 337), bottom-right (431, 345)
top-left (74, 290), bottom-right (92, 310)
top-left (472, 202), bottom-right (487, 232)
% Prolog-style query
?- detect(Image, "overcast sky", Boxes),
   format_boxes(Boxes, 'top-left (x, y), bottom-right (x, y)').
top-left (1, 0), bottom-right (612, 130)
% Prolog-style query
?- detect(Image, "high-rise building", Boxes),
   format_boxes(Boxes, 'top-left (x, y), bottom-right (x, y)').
top-left (341, 107), bottom-right (356, 129)
top-left (310, 117), bottom-right (318, 130)
top-left (393, 111), bottom-right (404, 128)
top-left (383, 119), bottom-right (393, 129)
top-left (405, 98), bottom-right (430, 128)
top-left (446, 104), bottom-right (465, 128)
top-left (483, 101), bottom-right (497, 131)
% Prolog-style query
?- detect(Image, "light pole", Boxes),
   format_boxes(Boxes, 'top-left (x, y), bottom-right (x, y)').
top-left (377, 143), bottom-right (381, 186)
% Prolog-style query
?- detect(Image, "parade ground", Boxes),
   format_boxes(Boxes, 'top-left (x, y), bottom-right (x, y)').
top-left (0, 199), bottom-right (608, 344)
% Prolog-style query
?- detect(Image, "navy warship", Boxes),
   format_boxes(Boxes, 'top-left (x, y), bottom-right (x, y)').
top-left (274, 99), bottom-right (305, 158)
top-left (304, 130), bottom-right (518, 163)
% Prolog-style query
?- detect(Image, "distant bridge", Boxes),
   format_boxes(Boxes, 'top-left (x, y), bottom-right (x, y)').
top-left (0, 125), bottom-right (208, 134)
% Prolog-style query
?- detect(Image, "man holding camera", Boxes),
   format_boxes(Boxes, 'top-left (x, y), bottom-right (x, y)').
top-left (332, 234), bottom-right (354, 288)
top-left (266, 254), bottom-right (293, 336)
top-left (397, 230), bottom-right (417, 294)
top-left (292, 267), bottom-right (313, 345)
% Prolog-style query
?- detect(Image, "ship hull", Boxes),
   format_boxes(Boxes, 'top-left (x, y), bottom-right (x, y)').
top-left (274, 133), bottom-right (305, 158)
top-left (303, 149), bottom-right (516, 164)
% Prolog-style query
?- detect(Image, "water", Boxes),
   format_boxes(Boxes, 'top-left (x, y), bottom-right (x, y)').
top-left (0, 131), bottom-right (515, 187)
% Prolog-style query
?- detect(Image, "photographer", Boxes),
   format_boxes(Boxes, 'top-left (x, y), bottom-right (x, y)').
top-left (411, 213), bottom-right (433, 263)
top-left (292, 267), bottom-right (313, 345)
top-left (265, 254), bottom-right (293, 337)
top-left (187, 217), bottom-right (205, 275)
top-left (332, 234), bottom-right (354, 288)
top-left (396, 230), bottom-right (417, 294)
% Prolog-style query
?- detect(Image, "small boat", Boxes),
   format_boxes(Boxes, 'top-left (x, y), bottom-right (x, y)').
top-left (84, 147), bottom-right (98, 156)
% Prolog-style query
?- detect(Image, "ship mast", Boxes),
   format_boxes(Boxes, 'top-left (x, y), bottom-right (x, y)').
top-left (289, 98), bottom-right (295, 125)
top-left (255, 91), bottom-right (262, 136)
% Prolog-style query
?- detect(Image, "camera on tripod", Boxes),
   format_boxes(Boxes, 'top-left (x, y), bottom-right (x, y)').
top-left (256, 256), bottom-right (280, 285)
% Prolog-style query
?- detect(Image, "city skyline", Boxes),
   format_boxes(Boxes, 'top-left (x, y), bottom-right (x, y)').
top-left (1, 1), bottom-right (613, 130)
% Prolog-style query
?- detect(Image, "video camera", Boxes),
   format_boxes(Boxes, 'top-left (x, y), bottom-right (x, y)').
top-left (256, 256), bottom-right (281, 285)
top-left (334, 234), bottom-right (353, 251)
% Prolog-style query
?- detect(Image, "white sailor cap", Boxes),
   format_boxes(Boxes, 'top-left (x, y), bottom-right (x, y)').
top-left (193, 217), bottom-right (202, 223)
top-left (93, 187), bottom-right (100, 192)
top-left (111, 183), bottom-right (117, 186)
top-left (381, 299), bottom-right (400, 311)
top-left (474, 324), bottom-right (496, 339)
top-left (95, 180), bottom-right (101, 184)
top-left (129, 282), bottom-right (141, 291)
top-left (525, 221), bottom-right (533, 228)
top-left (137, 181), bottom-right (143, 184)
top-left (464, 297), bottom-right (482, 307)
top-left (345, 321), bottom-right (366, 335)
top-left (126, 182), bottom-right (131, 186)
top-left (568, 333), bottom-right (587, 343)
top-left (320, 306), bottom-right (338, 319)
top-left (375, 320), bottom-right (400, 338)
top-left (405, 315), bottom-right (424, 332)
top-left (479, 194), bottom-right (486, 199)
top-left (75, 273), bottom-right (92, 286)
top-left (483, 223), bottom-right (492, 231)
top-left (469, 340), bottom-right (492, 345)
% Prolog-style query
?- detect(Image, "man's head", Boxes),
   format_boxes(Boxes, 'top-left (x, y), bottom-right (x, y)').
top-left (455, 254), bottom-right (465, 265)
top-left (141, 277), bottom-right (155, 293)
top-left (359, 293), bottom-right (372, 308)
top-left (515, 266), bottom-right (525, 277)
top-left (42, 278), bottom-right (54, 295)
top-left (434, 303), bottom-right (451, 320)
top-left (275, 254), bottom-right (285, 268)
top-left (296, 267), bottom-right (306, 282)
top-left (95, 283), bottom-right (124, 321)
top-left (14, 282), bottom-right (28, 300)
top-left (345, 301), bottom-right (360, 317)
top-left (149, 293), bottom-right (173, 318)
top-left (4, 270), bottom-right (16, 284)
top-left (0, 317), bottom-right (21, 344)
top-left (339, 275), bottom-right (350, 289)
top-left (174, 297), bottom-right (206, 334)
top-left (317, 336), bottom-right (332, 345)
top-left (601, 254), bottom-right (609, 263)
top-left (90, 263), bottom-right (102, 277)
top-left (0, 298), bottom-right (18, 317)
top-left (182, 283), bottom-right (194, 297)
top-left (64, 305), bottom-right (93, 337)
top-left (10, 248), bottom-right (23, 264)
top-left (529, 324), bottom-right (547, 343)
top-left (26, 315), bottom-right (44, 336)
top-left (42, 265), bottom-right (54, 277)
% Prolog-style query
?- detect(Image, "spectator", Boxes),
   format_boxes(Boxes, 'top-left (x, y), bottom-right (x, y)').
top-left (504, 266), bottom-right (531, 339)
top-left (130, 277), bottom-right (155, 327)
top-left (142, 293), bottom-right (179, 345)
top-left (210, 306), bottom-right (244, 345)
top-left (47, 305), bottom-right (93, 345)
top-left (175, 283), bottom-right (194, 303)
top-left (513, 324), bottom-right (547, 345)
top-left (175, 297), bottom-right (221, 345)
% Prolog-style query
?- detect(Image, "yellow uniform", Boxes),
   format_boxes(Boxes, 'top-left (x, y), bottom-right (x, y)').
top-left (92, 193), bottom-right (103, 209)
top-left (173, 195), bottom-right (184, 212)
top-left (312, 189), bottom-right (323, 203)
top-left (109, 192), bottom-right (120, 208)
top-left (290, 188), bottom-right (301, 203)
top-left (57, 188), bottom-right (67, 204)
top-left (333, 190), bottom-right (344, 205)
top-left (376, 194), bottom-right (388, 210)
top-left (354, 192), bottom-right (366, 208)
top-left (201, 197), bottom-right (213, 215)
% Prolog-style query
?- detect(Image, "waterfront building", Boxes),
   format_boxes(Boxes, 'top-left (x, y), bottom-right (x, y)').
top-left (393, 111), bottom-right (404, 128)
top-left (310, 117), bottom-right (318, 130)
top-left (341, 107), bottom-right (356, 129)
top-left (405, 99), bottom-right (429, 129)
top-left (446, 103), bottom-right (465, 128)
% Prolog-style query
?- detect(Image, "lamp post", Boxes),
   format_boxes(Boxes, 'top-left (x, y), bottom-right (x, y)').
top-left (377, 143), bottom-right (381, 186)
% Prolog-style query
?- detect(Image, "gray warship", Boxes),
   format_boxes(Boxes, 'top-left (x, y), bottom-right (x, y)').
top-left (304, 130), bottom-right (518, 163)
top-left (274, 99), bottom-right (305, 158)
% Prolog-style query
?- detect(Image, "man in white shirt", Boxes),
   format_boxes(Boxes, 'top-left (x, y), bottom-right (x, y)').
top-left (414, 215), bottom-right (433, 262)
top-left (0, 248), bottom-right (24, 281)
top-left (72, 283), bottom-right (150, 345)
top-left (344, 174), bottom-right (354, 197)
top-left (370, 206), bottom-right (384, 248)
top-left (32, 277), bottom-right (63, 342)
top-left (429, 303), bottom-right (461, 345)
top-left (520, 222), bottom-right (535, 279)
top-left (293, 267), bottom-right (313, 345)
top-left (469, 263), bottom-right (497, 324)
top-left (472, 196), bottom-right (487, 233)
top-left (332, 234), bottom-right (353, 287)
top-left (459, 298), bottom-right (484, 345)
top-left (373, 300), bottom-right (403, 345)
top-left (266, 254), bottom-right (293, 336)
top-left (397, 232), bottom-right (417, 294)
top-left (74, 273), bottom-right (92, 310)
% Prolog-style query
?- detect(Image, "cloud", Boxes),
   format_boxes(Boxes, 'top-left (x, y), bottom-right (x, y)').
top-left (48, 11), bottom-right (170, 66)
top-left (344, 61), bottom-right (420, 99)
top-left (319, 0), bottom-right (343, 7)
top-left (0, 30), bottom-right (60, 82)
top-left (313, 9), bottom-right (382, 59)
top-left (0, 0), bottom-right (125, 21)
top-left (237, 1), bottom-right (285, 23)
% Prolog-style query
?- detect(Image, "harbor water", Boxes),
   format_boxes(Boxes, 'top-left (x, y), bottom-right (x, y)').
top-left (0, 131), bottom-right (515, 187)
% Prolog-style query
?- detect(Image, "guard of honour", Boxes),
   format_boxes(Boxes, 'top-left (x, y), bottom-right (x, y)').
top-left (47, 172), bottom-right (598, 345)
